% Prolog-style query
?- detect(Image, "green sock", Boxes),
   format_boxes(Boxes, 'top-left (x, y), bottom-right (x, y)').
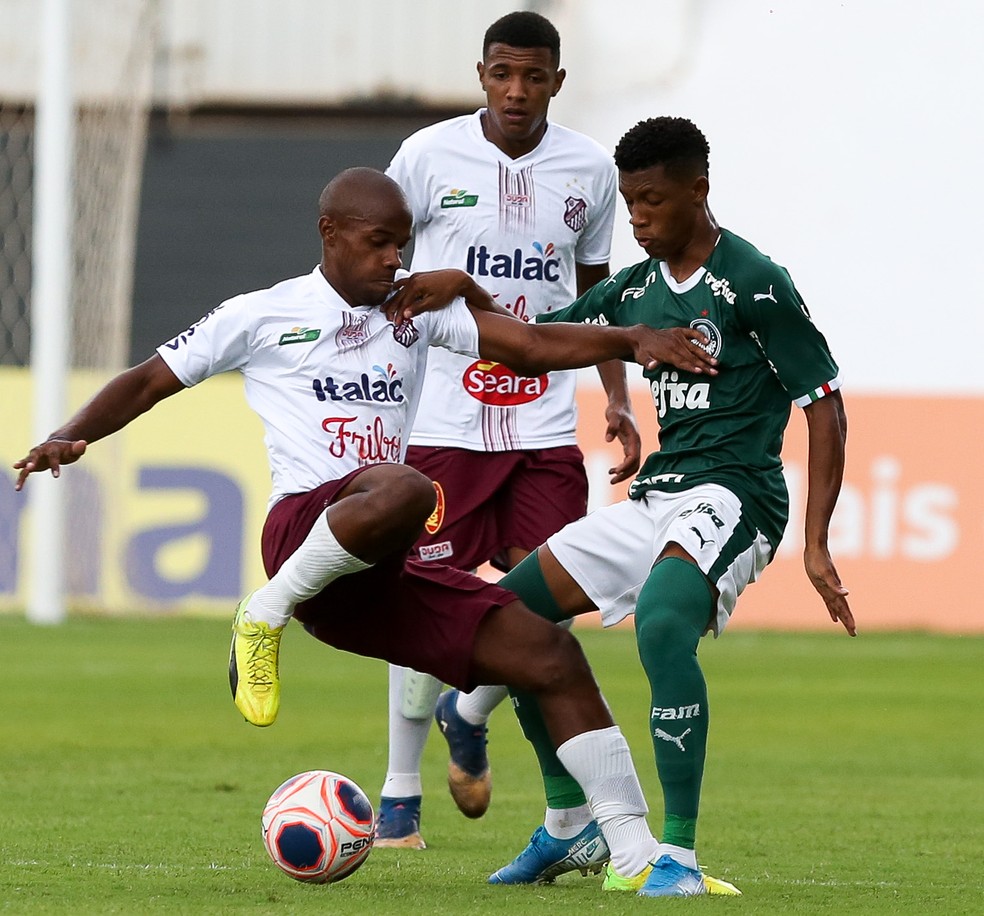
top-left (499, 553), bottom-right (588, 811)
top-left (635, 557), bottom-right (714, 850)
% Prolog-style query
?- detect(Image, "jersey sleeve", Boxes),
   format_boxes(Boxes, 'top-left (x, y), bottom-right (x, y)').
top-left (535, 267), bottom-right (625, 326)
top-left (423, 298), bottom-right (481, 358)
top-left (385, 141), bottom-right (429, 226)
top-left (736, 268), bottom-right (841, 406)
top-left (574, 157), bottom-right (617, 267)
top-left (156, 297), bottom-right (251, 387)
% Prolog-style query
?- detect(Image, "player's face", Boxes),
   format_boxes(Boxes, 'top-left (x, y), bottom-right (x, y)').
top-left (319, 200), bottom-right (412, 307)
top-left (478, 43), bottom-right (565, 156)
top-left (618, 165), bottom-right (708, 262)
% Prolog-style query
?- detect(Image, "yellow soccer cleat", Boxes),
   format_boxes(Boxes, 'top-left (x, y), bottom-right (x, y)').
top-left (602, 861), bottom-right (742, 895)
top-left (229, 594), bottom-right (284, 727)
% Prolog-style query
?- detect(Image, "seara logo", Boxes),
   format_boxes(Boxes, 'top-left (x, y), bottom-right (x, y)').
top-left (312, 363), bottom-right (404, 403)
top-left (441, 188), bottom-right (479, 208)
top-left (465, 241), bottom-right (560, 282)
top-left (463, 360), bottom-right (548, 406)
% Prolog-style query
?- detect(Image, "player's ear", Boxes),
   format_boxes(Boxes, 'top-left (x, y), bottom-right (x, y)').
top-left (552, 67), bottom-right (567, 96)
top-left (692, 175), bottom-right (709, 204)
top-left (476, 60), bottom-right (486, 89)
top-left (318, 215), bottom-right (335, 244)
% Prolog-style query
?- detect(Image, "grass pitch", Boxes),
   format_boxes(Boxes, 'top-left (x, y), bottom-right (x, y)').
top-left (2, 615), bottom-right (981, 914)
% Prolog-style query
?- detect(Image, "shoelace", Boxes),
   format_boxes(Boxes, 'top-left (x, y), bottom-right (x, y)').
top-left (245, 628), bottom-right (279, 692)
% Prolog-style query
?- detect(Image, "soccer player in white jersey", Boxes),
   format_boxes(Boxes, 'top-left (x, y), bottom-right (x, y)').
top-left (389, 117), bottom-right (854, 896)
top-left (14, 167), bottom-right (730, 891)
top-left (377, 10), bottom-right (641, 853)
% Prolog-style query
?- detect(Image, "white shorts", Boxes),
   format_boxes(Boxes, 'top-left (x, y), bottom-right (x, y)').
top-left (546, 484), bottom-right (773, 636)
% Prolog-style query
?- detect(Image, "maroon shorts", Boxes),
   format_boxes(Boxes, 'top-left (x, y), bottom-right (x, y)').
top-left (260, 467), bottom-right (516, 690)
top-left (405, 445), bottom-right (588, 572)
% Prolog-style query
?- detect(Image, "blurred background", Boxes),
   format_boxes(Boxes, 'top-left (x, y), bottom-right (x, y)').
top-left (2, 0), bottom-right (982, 631)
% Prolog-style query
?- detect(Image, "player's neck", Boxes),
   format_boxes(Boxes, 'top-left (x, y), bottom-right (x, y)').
top-left (663, 217), bottom-right (720, 283)
top-left (480, 111), bottom-right (547, 160)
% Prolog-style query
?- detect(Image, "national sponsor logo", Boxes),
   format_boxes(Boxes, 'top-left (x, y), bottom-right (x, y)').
top-left (463, 360), bottom-right (548, 406)
top-left (312, 363), bottom-right (404, 403)
top-left (419, 541), bottom-right (453, 562)
top-left (689, 317), bottom-right (722, 359)
top-left (563, 195), bottom-right (587, 232)
top-left (465, 241), bottom-right (560, 282)
top-left (425, 482), bottom-right (445, 534)
top-left (278, 326), bottom-right (321, 346)
top-left (441, 188), bottom-right (479, 208)
top-left (651, 370), bottom-right (711, 419)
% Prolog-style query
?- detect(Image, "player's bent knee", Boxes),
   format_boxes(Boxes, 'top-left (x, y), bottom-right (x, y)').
top-left (523, 626), bottom-right (593, 694)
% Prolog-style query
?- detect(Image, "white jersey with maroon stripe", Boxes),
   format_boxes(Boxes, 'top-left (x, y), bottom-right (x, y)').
top-left (387, 110), bottom-right (617, 451)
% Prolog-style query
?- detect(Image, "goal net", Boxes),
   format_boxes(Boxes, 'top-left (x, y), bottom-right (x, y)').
top-left (0, 0), bottom-right (159, 371)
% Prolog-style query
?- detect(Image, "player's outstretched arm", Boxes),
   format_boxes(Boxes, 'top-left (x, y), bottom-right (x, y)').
top-left (14, 354), bottom-right (185, 491)
top-left (802, 390), bottom-right (855, 635)
top-left (384, 269), bottom-right (509, 324)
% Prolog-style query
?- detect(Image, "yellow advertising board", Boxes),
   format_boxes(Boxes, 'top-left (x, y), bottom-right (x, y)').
top-left (2, 367), bottom-right (982, 632)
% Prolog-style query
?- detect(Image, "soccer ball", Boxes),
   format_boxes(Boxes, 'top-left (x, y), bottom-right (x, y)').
top-left (261, 770), bottom-right (375, 884)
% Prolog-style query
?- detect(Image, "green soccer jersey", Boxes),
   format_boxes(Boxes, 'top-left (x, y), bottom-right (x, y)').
top-left (537, 228), bottom-right (840, 549)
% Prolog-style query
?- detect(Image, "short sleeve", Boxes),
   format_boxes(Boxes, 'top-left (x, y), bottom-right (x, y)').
top-left (574, 158), bottom-right (617, 267)
top-left (424, 298), bottom-right (481, 358)
top-left (737, 269), bottom-right (841, 406)
top-left (156, 297), bottom-right (251, 387)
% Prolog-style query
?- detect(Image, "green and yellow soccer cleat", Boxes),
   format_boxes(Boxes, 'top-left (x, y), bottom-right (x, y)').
top-left (229, 594), bottom-right (284, 727)
top-left (602, 861), bottom-right (742, 896)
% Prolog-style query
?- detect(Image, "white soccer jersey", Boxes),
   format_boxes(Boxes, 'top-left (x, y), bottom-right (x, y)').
top-left (157, 267), bottom-right (480, 509)
top-left (387, 110), bottom-right (617, 451)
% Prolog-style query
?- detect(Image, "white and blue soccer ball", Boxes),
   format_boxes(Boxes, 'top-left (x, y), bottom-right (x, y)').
top-left (261, 770), bottom-right (375, 883)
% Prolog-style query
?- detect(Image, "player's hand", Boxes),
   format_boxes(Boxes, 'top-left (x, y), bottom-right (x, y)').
top-left (13, 438), bottom-right (87, 491)
top-left (804, 545), bottom-right (856, 636)
top-left (384, 270), bottom-right (471, 326)
top-left (628, 325), bottom-right (719, 375)
top-left (604, 403), bottom-right (641, 484)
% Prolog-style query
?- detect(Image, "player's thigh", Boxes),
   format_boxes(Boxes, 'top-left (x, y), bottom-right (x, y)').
top-left (405, 445), bottom-right (516, 569)
top-left (496, 446), bottom-right (588, 554)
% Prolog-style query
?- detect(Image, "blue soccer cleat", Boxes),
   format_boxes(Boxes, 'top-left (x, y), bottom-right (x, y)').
top-left (434, 689), bottom-right (491, 818)
top-left (488, 822), bottom-right (610, 885)
top-left (374, 795), bottom-right (425, 850)
top-left (636, 854), bottom-right (708, 897)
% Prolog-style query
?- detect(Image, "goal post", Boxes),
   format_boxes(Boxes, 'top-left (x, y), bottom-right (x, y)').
top-left (0, 0), bottom-right (159, 622)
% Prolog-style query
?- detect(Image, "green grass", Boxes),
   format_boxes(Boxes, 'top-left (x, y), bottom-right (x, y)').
top-left (2, 615), bottom-right (982, 914)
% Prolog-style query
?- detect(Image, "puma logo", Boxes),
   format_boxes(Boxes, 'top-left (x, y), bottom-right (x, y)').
top-left (753, 285), bottom-right (777, 303)
top-left (654, 727), bottom-right (692, 751)
top-left (690, 526), bottom-right (714, 549)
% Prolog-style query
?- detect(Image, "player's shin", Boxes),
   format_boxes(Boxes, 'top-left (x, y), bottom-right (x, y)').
top-left (635, 558), bottom-right (713, 859)
top-left (555, 726), bottom-right (659, 877)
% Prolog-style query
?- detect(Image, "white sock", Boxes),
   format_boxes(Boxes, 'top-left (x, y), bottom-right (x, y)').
top-left (656, 842), bottom-right (698, 871)
top-left (380, 664), bottom-right (429, 799)
top-left (455, 684), bottom-right (509, 724)
top-left (556, 726), bottom-right (659, 878)
top-left (246, 515), bottom-right (370, 628)
top-left (543, 804), bottom-right (592, 840)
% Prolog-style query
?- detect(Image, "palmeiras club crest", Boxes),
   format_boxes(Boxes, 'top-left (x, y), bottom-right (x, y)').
top-left (564, 196), bottom-right (588, 232)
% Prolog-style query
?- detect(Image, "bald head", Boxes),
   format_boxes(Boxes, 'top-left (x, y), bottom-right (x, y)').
top-left (317, 168), bottom-right (413, 308)
top-left (319, 167), bottom-right (410, 222)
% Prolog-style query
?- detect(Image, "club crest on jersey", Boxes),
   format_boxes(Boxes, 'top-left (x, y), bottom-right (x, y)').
top-left (393, 318), bottom-right (419, 348)
top-left (462, 360), bottom-right (548, 406)
top-left (335, 312), bottom-right (371, 351)
top-left (465, 241), bottom-right (560, 282)
top-left (689, 318), bottom-right (722, 359)
top-left (441, 188), bottom-right (479, 208)
top-left (563, 196), bottom-right (587, 232)
top-left (424, 481), bottom-right (446, 534)
top-left (311, 363), bottom-right (404, 403)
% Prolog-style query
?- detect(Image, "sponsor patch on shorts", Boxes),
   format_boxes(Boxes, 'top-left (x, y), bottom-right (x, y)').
top-left (418, 541), bottom-right (453, 562)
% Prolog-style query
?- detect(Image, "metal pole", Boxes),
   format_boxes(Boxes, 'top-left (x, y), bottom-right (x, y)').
top-left (28, 0), bottom-right (73, 624)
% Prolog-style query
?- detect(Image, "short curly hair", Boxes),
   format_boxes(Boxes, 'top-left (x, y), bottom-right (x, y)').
top-left (614, 117), bottom-right (710, 180)
top-left (483, 11), bottom-right (561, 66)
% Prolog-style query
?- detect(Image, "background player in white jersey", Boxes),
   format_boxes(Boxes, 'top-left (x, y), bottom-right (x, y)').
top-left (388, 117), bottom-right (854, 896)
top-left (14, 167), bottom-right (727, 891)
top-left (378, 9), bottom-right (641, 851)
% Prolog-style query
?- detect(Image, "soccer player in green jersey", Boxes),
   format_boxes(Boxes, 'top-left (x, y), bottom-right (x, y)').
top-left (387, 115), bottom-right (854, 897)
